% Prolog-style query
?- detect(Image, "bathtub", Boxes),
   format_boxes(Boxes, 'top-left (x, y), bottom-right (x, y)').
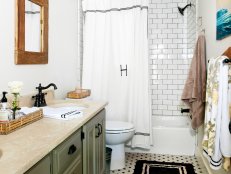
top-left (151, 116), bottom-right (196, 155)
top-left (125, 116), bottom-right (196, 156)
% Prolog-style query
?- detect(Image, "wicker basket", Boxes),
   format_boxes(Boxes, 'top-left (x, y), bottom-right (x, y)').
top-left (67, 89), bottom-right (91, 99)
top-left (0, 109), bottom-right (43, 135)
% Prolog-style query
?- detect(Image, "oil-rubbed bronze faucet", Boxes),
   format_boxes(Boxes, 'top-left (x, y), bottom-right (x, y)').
top-left (32, 83), bottom-right (57, 107)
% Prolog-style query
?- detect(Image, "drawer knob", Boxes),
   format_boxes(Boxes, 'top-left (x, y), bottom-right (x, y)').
top-left (68, 144), bottom-right (77, 155)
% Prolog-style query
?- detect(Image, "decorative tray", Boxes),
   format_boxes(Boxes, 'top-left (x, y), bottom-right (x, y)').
top-left (67, 89), bottom-right (91, 99)
top-left (0, 109), bottom-right (43, 135)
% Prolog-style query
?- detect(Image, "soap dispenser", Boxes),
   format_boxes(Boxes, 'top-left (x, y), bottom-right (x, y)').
top-left (1, 91), bottom-right (8, 110)
top-left (0, 91), bottom-right (9, 121)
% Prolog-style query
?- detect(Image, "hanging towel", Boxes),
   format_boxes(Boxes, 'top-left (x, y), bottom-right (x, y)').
top-left (181, 35), bottom-right (206, 129)
top-left (202, 56), bottom-right (231, 170)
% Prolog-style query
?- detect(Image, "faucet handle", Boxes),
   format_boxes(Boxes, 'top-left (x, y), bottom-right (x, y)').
top-left (36, 83), bottom-right (43, 93)
top-left (32, 95), bottom-right (40, 107)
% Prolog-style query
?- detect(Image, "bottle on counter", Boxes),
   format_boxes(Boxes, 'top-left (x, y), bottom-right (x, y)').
top-left (1, 91), bottom-right (8, 110)
top-left (0, 91), bottom-right (9, 121)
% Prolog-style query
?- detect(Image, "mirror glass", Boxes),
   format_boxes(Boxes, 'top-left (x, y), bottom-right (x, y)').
top-left (25, 0), bottom-right (41, 52)
top-left (15, 0), bottom-right (48, 64)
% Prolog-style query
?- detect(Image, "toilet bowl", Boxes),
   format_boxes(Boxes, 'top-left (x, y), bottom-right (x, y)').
top-left (106, 121), bottom-right (135, 170)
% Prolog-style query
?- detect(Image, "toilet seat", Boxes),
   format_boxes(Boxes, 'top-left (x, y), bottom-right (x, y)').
top-left (106, 121), bottom-right (135, 133)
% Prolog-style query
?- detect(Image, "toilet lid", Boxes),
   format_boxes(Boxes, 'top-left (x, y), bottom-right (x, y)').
top-left (106, 121), bottom-right (134, 131)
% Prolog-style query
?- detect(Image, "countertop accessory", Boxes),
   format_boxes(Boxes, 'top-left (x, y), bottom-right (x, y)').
top-left (8, 81), bottom-right (23, 119)
top-left (1, 91), bottom-right (8, 110)
top-left (32, 83), bottom-right (57, 107)
top-left (0, 92), bottom-right (9, 121)
top-left (1, 91), bottom-right (7, 103)
top-left (0, 108), bottom-right (43, 135)
top-left (42, 107), bottom-right (84, 120)
top-left (67, 88), bottom-right (91, 99)
top-left (11, 93), bottom-right (21, 119)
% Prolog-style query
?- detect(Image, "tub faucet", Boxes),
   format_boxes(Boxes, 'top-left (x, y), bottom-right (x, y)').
top-left (32, 83), bottom-right (57, 107)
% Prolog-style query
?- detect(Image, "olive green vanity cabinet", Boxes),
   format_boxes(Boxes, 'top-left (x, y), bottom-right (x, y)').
top-left (25, 155), bottom-right (51, 174)
top-left (52, 129), bottom-right (82, 174)
top-left (26, 109), bottom-right (105, 174)
top-left (82, 109), bottom-right (106, 174)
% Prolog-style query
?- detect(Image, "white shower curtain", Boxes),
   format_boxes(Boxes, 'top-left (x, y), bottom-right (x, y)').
top-left (82, 0), bottom-right (152, 149)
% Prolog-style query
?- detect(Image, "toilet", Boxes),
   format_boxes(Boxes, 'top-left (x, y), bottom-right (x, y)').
top-left (106, 121), bottom-right (135, 170)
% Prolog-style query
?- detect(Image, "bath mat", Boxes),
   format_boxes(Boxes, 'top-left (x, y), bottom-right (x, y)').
top-left (133, 160), bottom-right (196, 174)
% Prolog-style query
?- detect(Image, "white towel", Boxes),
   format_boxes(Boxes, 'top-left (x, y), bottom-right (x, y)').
top-left (220, 83), bottom-right (231, 157)
top-left (20, 107), bottom-right (40, 115)
top-left (42, 107), bottom-right (85, 120)
top-left (202, 56), bottom-right (231, 170)
top-left (15, 107), bottom-right (40, 119)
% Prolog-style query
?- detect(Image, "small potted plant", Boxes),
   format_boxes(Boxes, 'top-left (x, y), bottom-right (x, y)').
top-left (8, 81), bottom-right (23, 119)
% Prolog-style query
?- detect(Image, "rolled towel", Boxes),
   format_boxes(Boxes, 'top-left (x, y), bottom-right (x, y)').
top-left (16, 107), bottom-right (40, 119)
top-left (19, 107), bottom-right (40, 115)
top-left (42, 107), bottom-right (84, 120)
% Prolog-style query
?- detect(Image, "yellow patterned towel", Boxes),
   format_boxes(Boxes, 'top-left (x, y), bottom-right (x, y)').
top-left (202, 56), bottom-right (231, 170)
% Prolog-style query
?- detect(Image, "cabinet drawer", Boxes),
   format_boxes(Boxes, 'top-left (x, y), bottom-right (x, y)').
top-left (53, 129), bottom-right (82, 174)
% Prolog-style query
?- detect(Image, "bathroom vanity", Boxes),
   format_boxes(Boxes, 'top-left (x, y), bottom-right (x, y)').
top-left (0, 98), bottom-right (107, 174)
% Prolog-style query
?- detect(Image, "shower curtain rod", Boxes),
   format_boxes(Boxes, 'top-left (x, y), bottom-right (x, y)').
top-left (83, 5), bottom-right (148, 13)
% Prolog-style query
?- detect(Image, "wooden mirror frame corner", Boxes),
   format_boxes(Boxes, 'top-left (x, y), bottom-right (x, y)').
top-left (15, 0), bottom-right (48, 64)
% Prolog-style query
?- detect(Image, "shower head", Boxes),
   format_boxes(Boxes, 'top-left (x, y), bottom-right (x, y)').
top-left (178, 2), bottom-right (192, 16)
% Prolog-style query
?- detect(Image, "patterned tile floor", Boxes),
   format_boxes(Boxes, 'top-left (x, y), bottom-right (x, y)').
top-left (110, 152), bottom-right (209, 174)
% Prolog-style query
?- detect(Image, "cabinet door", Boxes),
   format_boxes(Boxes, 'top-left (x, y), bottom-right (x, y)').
top-left (95, 116), bottom-right (105, 174)
top-left (82, 109), bottom-right (105, 174)
top-left (25, 155), bottom-right (51, 174)
top-left (53, 129), bottom-right (82, 174)
top-left (82, 115), bottom-right (97, 174)
top-left (63, 156), bottom-right (82, 174)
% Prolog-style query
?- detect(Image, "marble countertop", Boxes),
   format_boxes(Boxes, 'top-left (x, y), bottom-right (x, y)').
top-left (0, 99), bottom-right (107, 174)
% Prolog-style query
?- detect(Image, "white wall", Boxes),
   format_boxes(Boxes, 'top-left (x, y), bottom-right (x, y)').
top-left (0, 0), bottom-right (80, 99)
top-left (198, 0), bottom-right (231, 59)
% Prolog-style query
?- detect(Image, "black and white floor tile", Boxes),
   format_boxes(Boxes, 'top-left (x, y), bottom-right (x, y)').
top-left (110, 153), bottom-right (208, 174)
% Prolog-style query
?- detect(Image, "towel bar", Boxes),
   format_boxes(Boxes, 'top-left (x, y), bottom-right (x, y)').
top-left (223, 58), bottom-right (231, 64)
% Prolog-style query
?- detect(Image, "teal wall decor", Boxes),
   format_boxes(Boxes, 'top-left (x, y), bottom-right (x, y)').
top-left (216, 0), bottom-right (231, 40)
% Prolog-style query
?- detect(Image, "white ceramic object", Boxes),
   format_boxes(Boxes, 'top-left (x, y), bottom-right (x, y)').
top-left (106, 121), bottom-right (135, 170)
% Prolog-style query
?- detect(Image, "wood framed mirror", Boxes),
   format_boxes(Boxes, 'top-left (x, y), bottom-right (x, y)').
top-left (15, 0), bottom-right (48, 64)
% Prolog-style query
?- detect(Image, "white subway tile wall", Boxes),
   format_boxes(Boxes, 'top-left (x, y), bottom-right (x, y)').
top-left (149, 0), bottom-right (196, 116)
